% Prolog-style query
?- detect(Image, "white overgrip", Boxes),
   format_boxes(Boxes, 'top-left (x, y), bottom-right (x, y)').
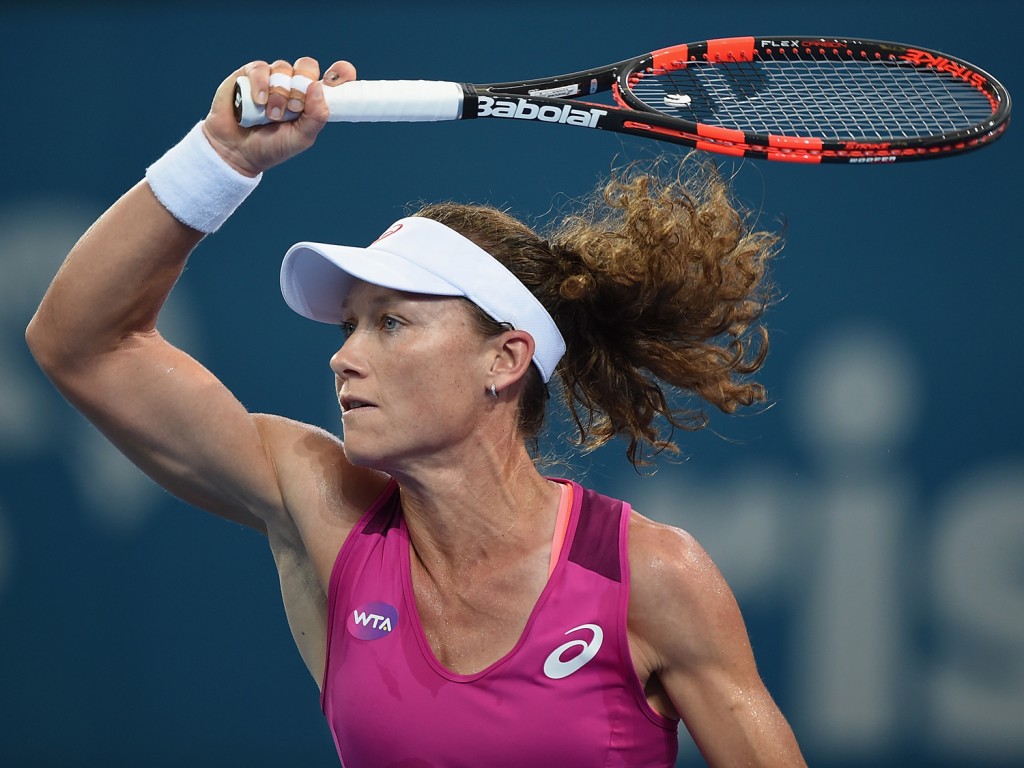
top-left (323, 80), bottom-right (465, 122)
top-left (234, 76), bottom-right (465, 126)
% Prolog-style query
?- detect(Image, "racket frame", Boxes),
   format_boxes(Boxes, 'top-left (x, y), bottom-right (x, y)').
top-left (467, 36), bottom-right (1010, 163)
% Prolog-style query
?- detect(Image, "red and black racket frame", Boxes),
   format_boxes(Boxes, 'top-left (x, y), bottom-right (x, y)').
top-left (465, 37), bottom-right (1011, 164)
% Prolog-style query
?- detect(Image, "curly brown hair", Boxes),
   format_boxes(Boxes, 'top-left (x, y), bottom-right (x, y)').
top-left (415, 156), bottom-right (779, 469)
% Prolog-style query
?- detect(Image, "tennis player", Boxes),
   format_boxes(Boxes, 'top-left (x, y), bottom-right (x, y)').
top-left (27, 56), bottom-right (805, 766)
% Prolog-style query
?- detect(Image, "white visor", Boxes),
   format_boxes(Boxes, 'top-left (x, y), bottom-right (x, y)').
top-left (280, 216), bottom-right (566, 382)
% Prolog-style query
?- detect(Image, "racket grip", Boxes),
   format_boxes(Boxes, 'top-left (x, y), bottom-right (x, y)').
top-left (234, 77), bottom-right (465, 126)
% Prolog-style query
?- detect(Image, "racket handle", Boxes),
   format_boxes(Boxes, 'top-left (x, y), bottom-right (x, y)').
top-left (234, 76), bottom-right (465, 126)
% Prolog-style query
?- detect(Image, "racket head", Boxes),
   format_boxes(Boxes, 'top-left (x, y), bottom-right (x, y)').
top-left (613, 36), bottom-right (1011, 163)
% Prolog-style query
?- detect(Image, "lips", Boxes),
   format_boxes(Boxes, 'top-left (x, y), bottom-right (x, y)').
top-left (340, 395), bottom-right (375, 413)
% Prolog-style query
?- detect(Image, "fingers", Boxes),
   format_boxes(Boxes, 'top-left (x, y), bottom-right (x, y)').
top-left (234, 57), bottom-right (323, 122)
top-left (204, 56), bottom-right (343, 175)
top-left (258, 57), bottom-right (320, 122)
top-left (233, 58), bottom-right (354, 122)
top-left (238, 59), bottom-right (271, 110)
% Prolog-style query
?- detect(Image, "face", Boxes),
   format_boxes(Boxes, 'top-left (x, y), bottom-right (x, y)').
top-left (330, 280), bottom-right (498, 473)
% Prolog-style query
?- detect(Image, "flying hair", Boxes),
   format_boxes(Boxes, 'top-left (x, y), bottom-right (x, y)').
top-left (416, 154), bottom-right (781, 469)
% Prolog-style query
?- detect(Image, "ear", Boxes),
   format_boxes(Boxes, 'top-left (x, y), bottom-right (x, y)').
top-left (488, 329), bottom-right (536, 388)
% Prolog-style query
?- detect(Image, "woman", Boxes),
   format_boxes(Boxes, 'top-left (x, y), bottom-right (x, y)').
top-left (26, 56), bottom-right (806, 766)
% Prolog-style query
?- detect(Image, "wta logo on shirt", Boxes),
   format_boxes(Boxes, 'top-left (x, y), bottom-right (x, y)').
top-left (348, 601), bottom-right (399, 641)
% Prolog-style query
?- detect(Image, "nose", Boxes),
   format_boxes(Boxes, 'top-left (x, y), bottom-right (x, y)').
top-left (330, 335), bottom-right (365, 380)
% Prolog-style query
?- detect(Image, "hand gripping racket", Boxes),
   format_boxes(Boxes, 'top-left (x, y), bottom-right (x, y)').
top-left (234, 36), bottom-right (1011, 164)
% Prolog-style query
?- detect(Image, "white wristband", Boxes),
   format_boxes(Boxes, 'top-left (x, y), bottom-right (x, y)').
top-left (145, 122), bottom-right (262, 233)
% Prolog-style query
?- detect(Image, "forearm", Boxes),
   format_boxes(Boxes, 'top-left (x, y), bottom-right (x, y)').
top-left (683, 682), bottom-right (806, 768)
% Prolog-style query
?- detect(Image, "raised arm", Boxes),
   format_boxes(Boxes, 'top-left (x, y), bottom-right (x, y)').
top-left (628, 514), bottom-right (807, 767)
top-left (25, 58), bottom-right (354, 533)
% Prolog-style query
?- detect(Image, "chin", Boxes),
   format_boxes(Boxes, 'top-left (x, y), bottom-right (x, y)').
top-left (340, 438), bottom-right (392, 472)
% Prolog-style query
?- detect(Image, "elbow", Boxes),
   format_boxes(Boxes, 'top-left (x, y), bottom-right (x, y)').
top-left (25, 308), bottom-right (75, 381)
top-left (25, 310), bottom-right (53, 368)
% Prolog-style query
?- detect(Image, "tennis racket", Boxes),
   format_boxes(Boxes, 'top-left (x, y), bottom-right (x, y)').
top-left (234, 36), bottom-right (1011, 164)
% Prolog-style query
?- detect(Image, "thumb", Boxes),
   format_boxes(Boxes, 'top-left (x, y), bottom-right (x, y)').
top-left (302, 80), bottom-right (331, 123)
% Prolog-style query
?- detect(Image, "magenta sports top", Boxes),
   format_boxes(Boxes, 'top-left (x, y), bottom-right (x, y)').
top-left (320, 478), bottom-right (679, 767)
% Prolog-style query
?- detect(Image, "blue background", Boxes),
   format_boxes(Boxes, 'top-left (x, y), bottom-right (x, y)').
top-left (1, 2), bottom-right (1021, 766)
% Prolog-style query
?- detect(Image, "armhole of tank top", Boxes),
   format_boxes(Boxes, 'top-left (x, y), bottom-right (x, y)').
top-left (319, 477), bottom-right (399, 704)
top-left (619, 502), bottom-right (681, 731)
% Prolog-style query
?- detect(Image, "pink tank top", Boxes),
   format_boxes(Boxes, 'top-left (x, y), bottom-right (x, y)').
top-left (320, 478), bottom-right (679, 767)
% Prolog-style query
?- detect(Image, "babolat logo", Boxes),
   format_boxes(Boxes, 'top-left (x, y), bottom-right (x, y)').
top-left (348, 601), bottom-right (399, 640)
top-left (476, 95), bottom-right (607, 127)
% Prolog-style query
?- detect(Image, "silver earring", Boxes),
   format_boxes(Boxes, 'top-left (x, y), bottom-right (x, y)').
top-left (489, 383), bottom-right (499, 399)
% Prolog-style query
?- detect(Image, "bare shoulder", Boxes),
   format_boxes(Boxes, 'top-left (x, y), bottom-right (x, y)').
top-left (626, 510), bottom-right (750, 670)
top-left (627, 511), bottom-right (728, 610)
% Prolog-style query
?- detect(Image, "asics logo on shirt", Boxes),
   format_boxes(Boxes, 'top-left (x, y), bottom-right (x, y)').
top-left (543, 623), bottom-right (604, 680)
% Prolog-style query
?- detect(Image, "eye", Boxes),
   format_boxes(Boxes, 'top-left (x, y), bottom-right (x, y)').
top-left (381, 315), bottom-right (402, 332)
top-left (339, 321), bottom-right (355, 340)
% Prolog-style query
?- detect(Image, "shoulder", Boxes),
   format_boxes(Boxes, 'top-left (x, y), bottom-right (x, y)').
top-left (626, 510), bottom-right (750, 672)
top-left (626, 511), bottom-right (726, 615)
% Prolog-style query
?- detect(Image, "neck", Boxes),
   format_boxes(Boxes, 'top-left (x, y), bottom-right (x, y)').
top-left (393, 444), bottom-right (560, 573)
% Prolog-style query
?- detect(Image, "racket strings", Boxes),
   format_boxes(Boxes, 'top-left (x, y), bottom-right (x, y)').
top-left (632, 53), bottom-right (996, 141)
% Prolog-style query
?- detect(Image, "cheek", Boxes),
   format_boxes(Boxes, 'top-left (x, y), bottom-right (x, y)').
top-left (413, 370), bottom-right (473, 408)
top-left (399, 358), bottom-right (481, 420)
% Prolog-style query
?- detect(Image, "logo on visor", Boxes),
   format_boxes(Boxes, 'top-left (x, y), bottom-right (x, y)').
top-left (372, 223), bottom-right (404, 245)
